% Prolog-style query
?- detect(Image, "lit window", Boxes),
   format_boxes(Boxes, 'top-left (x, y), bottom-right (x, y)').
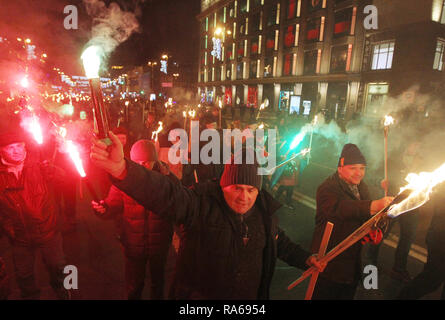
top-left (365, 83), bottom-right (389, 114)
top-left (433, 39), bottom-right (445, 70)
top-left (371, 41), bottom-right (395, 70)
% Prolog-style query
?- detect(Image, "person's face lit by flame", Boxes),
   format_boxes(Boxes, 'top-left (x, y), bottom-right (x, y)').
top-left (222, 184), bottom-right (259, 214)
top-left (1, 142), bottom-right (27, 165)
top-left (338, 164), bottom-right (366, 186)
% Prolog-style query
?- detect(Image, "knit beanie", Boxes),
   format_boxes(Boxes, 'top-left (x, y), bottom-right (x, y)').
top-left (220, 148), bottom-right (263, 190)
top-left (130, 140), bottom-right (158, 162)
top-left (0, 117), bottom-right (26, 147)
top-left (338, 143), bottom-right (367, 167)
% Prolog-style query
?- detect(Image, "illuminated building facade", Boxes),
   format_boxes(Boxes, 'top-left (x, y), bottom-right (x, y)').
top-left (197, 0), bottom-right (445, 121)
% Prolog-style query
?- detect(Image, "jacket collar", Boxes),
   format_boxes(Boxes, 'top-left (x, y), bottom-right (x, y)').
top-left (333, 171), bottom-right (362, 200)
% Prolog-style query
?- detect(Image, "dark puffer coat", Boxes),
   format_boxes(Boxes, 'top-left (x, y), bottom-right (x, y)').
top-left (0, 159), bottom-right (61, 245)
top-left (101, 185), bottom-right (173, 258)
top-left (112, 160), bottom-right (312, 300)
top-left (311, 172), bottom-right (372, 284)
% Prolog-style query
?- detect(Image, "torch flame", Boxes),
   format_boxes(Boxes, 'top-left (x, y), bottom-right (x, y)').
top-left (384, 115), bottom-right (394, 127)
top-left (301, 148), bottom-right (311, 157)
top-left (26, 115), bottom-right (43, 145)
top-left (183, 111), bottom-right (187, 118)
top-left (151, 121), bottom-right (164, 141)
top-left (81, 46), bottom-right (101, 79)
top-left (66, 140), bottom-right (86, 178)
top-left (218, 100), bottom-right (222, 109)
top-left (388, 162), bottom-right (445, 218)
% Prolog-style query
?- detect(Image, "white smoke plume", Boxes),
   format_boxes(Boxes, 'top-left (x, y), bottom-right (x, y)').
top-left (83, 0), bottom-right (141, 56)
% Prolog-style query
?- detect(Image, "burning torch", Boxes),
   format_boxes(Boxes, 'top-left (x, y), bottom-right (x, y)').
top-left (81, 46), bottom-right (111, 146)
top-left (151, 121), bottom-right (164, 142)
top-left (288, 161), bottom-right (445, 296)
top-left (383, 115), bottom-right (394, 196)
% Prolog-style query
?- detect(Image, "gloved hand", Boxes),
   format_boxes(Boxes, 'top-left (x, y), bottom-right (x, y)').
top-left (91, 200), bottom-right (107, 215)
top-left (361, 228), bottom-right (383, 245)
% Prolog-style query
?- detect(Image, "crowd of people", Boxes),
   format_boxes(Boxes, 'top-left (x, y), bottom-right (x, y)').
top-left (0, 97), bottom-right (444, 300)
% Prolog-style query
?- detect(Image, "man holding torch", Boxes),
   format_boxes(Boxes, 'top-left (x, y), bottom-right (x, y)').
top-left (310, 144), bottom-right (394, 299)
top-left (90, 133), bottom-right (325, 299)
top-left (0, 122), bottom-right (69, 299)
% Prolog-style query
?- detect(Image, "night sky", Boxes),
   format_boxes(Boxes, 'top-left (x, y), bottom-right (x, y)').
top-left (0, 0), bottom-right (201, 75)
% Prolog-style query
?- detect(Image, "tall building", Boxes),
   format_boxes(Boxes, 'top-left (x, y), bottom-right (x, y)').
top-left (197, 0), bottom-right (445, 121)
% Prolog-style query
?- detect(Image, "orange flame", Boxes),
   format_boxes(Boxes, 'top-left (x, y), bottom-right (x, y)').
top-left (388, 162), bottom-right (445, 218)
top-left (151, 121), bottom-right (163, 141)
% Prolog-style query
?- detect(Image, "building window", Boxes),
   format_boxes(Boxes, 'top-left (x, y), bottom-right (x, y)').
top-left (330, 45), bottom-right (348, 73)
top-left (309, 0), bottom-right (323, 12)
top-left (267, 3), bottom-right (279, 27)
top-left (218, 8), bottom-right (225, 24)
top-left (229, 2), bottom-right (236, 18)
top-left (237, 62), bottom-right (244, 79)
top-left (251, 0), bottom-right (262, 9)
top-left (239, 0), bottom-right (248, 14)
top-left (282, 53), bottom-right (293, 76)
top-left (334, 7), bottom-right (353, 38)
top-left (250, 60), bottom-right (258, 78)
top-left (371, 41), bottom-right (395, 70)
top-left (433, 39), bottom-right (445, 70)
top-left (304, 50), bottom-right (318, 75)
top-left (251, 38), bottom-right (259, 56)
top-left (252, 12), bottom-right (261, 31)
top-left (264, 56), bottom-right (273, 77)
top-left (266, 30), bottom-right (276, 54)
top-left (306, 18), bottom-right (321, 42)
top-left (226, 64), bottom-right (232, 79)
top-left (284, 25), bottom-right (296, 48)
top-left (237, 41), bottom-right (245, 59)
top-left (365, 83), bottom-right (389, 114)
top-left (287, 0), bottom-right (297, 20)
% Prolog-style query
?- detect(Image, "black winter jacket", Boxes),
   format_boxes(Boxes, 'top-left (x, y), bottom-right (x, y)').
top-left (311, 172), bottom-right (372, 284)
top-left (113, 160), bottom-right (311, 299)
